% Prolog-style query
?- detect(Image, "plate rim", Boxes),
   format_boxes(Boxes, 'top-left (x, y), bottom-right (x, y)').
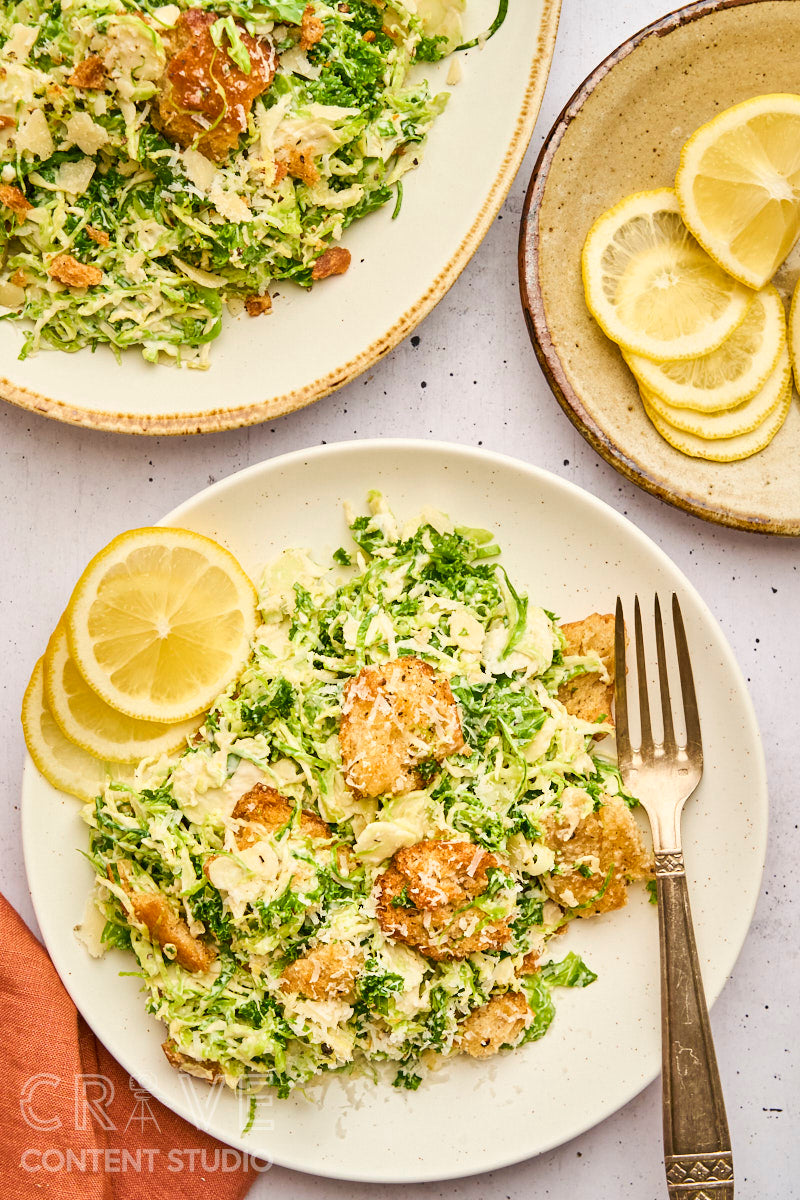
top-left (21, 439), bottom-right (769, 1181)
top-left (517, 0), bottom-right (800, 538)
top-left (1, 2), bottom-right (561, 437)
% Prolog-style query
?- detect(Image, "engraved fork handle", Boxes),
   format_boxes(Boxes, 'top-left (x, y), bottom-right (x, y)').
top-left (656, 851), bottom-right (734, 1199)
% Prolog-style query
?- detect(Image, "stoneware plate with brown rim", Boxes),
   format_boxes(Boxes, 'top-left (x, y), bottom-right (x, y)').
top-left (519, 0), bottom-right (800, 536)
top-left (1, 2), bottom-right (560, 436)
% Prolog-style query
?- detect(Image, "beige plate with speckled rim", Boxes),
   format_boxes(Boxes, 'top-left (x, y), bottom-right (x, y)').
top-left (519, 0), bottom-right (800, 536)
top-left (0, 1), bottom-right (560, 436)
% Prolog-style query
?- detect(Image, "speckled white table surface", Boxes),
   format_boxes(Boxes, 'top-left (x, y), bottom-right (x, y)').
top-left (1, 1), bottom-right (797, 1196)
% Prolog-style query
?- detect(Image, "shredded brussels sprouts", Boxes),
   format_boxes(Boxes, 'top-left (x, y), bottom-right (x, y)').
top-left (0, 0), bottom-right (467, 365)
top-left (79, 495), bottom-right (648, 1101)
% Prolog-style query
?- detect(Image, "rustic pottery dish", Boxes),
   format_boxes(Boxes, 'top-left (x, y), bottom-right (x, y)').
top-left (22, 441), bottom-right (767, 1182)
top-left (519, 0), bottom-right (800, 535)
top-left (1, 1), bottom-right (560, 435)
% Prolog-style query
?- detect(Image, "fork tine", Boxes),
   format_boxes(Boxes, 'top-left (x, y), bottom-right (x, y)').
top-left (614, 596), bottom-right (633, 770)
top-left (634, 595), bottom-right (654, 762)
top-left (654, 596), bottom-right (677, 754)
top-left (672, 594), bottom-right (703, 764)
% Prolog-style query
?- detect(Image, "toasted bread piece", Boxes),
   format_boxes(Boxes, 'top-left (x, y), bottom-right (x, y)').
top-left (47, 254), bottom-right (103, 288)
top-left (311, 245), bottom-right (351, 279)
top-left (232, 782), bottom-right (330, 847)
top-left (128, 891), bottom-right (216, 972)
top-left (340, 658), bottom-right (464, 799)
top-left (540, 792), bottom-right (652, 917)
top-left (68, 55), bottom-right (106, 89)
top-left (280, 942), bottom-right (362, 1001)
top-left (0, 183), bottom-right (32, 220)
top-left (153, 10), bottom-right (277, 161)
top-left (162, 1040), bottom-right (220, 1080)
top-left (460, 992), bottom-right (530, 1059)
top-left (375, 840), bottom-right (511, 960)
top-left (557, 612), bottom-right (616, 725)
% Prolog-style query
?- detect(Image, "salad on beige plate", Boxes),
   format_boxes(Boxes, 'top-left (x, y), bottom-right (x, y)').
top-left (0, 0), bottom-right (479, 366)
top-left (24, 493), bottom-right (654, 1108)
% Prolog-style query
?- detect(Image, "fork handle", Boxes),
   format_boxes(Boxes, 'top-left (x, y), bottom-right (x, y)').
top-left (656, 851), bottom-right (734, 1199)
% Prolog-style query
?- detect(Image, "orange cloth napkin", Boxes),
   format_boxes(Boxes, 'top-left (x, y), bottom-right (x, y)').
top-left (0, 892), bottom-right (263, 1199)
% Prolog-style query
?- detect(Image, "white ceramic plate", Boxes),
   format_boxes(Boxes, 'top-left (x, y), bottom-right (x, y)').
top-left (22, 442), bottom-right (767, 1182)
top-left (1, 3), bottom-right (559, 435)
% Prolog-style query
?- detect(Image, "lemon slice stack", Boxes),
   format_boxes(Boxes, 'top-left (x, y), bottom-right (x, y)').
top-left (582, 95), bottom-right (800, 462)
top-left (22, 528), bottom-right (258, 801)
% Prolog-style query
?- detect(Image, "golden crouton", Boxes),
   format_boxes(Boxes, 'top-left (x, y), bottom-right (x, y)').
top-left (459, 992), bottom-right (530, 1059)
top-left (232, 783), bottom-right (331, 847)
top-left (375, 840), bottom-right (511, 960)
top-left (281, 145), bottom-right (319, 186)
top-left (0, 184), bottom-right (31, 221)
top-left (162, 1040), bottom-right (220, 1081)
top-left (340, 657), bottom-right (464, 799)
top-left (300, 4), bottom-right (325, 49)
top-left (280, 942), bottom-right (362, 1000)
top-left (68, 55), bottom-right (107, 89)
top-left (48, 254), bottom-right (103, 288)
top-left (312, 245), bottom-right (351, 280)
top-left (153, 9), bottom-right (277, 162)
top-left (86, 225), bottom-right (110, 247)
top-left (540, 793), bottom-right (652, 917)
top-left (557, 612), bottom-right (616, 725)
top-left (129, 891), bottom-right (216, 972)
top-left (245, 293), bottom-right (272, 316)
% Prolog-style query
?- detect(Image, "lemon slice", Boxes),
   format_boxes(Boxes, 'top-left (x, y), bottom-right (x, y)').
top-left (643, 377), bottom-right (792, 461)
top-left (44, 621), bottom-right (202, 763)
top-left (582, 188), bottom-right (754, 361)
top-left (642, 345), bottom-right (790, 439)
top-left (624, 285), bottom-right (785, 412)
top-left (788, 273), bottom-right (800, 393)
top-left (676, 94), bottom-right (800, 289)
top-left (22, 659), bottom-right (131, 803)
top-left (65, 527), bottom-right (257, 723)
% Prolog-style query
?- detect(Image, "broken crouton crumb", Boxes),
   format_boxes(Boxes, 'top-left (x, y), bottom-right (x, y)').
top-left (245, 294), bottom-right (272, 316)
top-left (48, 254), bottom-right (103, 287)
top-left (311, 245), bottom-right (351, 281)
top-left (0, 184), bottom-right (32, 221)
top-left (283, 145), bottom-right (319, 186)
top-left (86, 225), bottom-right (110, 247)
top-left (299, 4), bottom-right (325, 49)
top-left (68, 55), bottom-right (107, 89)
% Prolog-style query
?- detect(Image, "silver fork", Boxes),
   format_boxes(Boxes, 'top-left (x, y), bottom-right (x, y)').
top-left (615, 594), bottom-right (734, 1200)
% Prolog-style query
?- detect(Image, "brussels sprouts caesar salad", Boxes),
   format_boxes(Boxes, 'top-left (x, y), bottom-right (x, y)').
top-left (78, 494), bottom-right (653, 1101)
top-left (0, 0), bottom-right (484, 366)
